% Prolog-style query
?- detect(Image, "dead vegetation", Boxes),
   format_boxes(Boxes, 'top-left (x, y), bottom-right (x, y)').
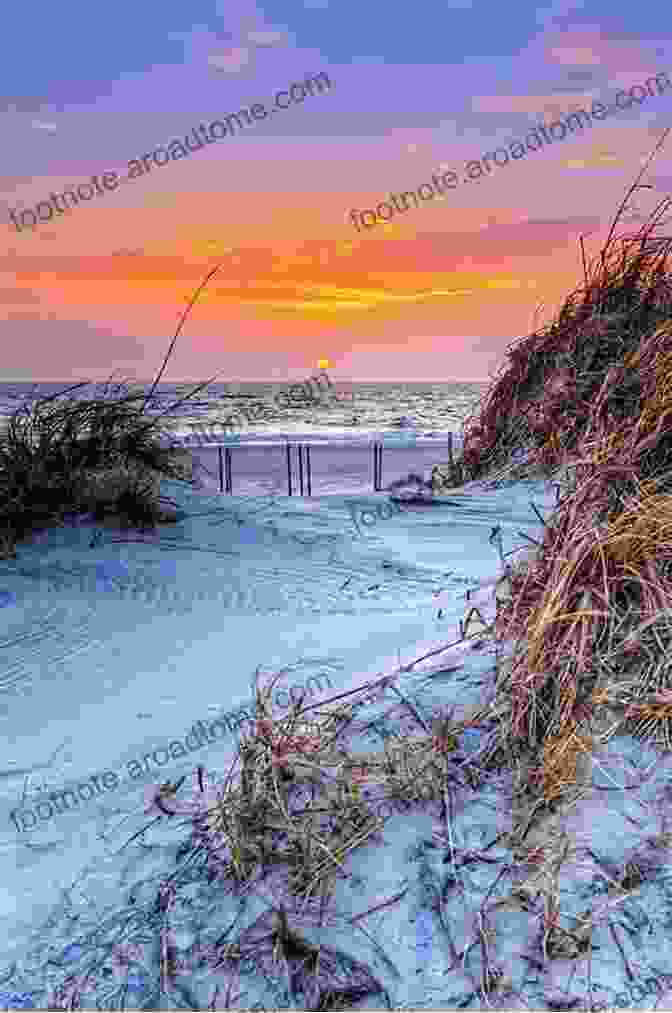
top-left (456, 129), bottom-right (672, 804)
top-left (0, 262), bottom-right (231, 552)
top-left (25, 658), bottom-right (501, 1011)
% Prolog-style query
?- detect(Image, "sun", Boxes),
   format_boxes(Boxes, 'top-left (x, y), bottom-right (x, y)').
top-left (317, 358), bottom-right (332, 370)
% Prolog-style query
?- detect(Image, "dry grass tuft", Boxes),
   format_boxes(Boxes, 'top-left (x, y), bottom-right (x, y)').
top-left (0, 260), bottom-right (239, 547)
top-left (174, 666), bottom-right (471, 908)
top-left (446, 133), bottom-right (672, 822)
top-left (28, 660), bottom-right (502, 1011)
top-left (0, 381), bottom-right (208, 544)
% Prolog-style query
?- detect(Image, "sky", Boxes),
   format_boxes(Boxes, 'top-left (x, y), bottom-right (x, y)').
top-left (1, 0), bottom-right (671, 383)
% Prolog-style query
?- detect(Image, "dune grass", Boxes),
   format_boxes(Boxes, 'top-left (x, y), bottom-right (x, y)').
top-left (454, 128), bottom-right (672, 818)
top-left (0, 263), bottom-right (234, 553)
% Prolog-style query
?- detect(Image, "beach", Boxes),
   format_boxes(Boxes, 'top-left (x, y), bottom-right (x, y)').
top-left (4, 357), bottom-right (672, 1009)
top-left (5, 0), bottom-right (672, 998)
top-left (0, 460), bottom-right (561, 1009)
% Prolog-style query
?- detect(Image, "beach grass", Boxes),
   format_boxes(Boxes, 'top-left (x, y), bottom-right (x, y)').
top-left (459, 131), bottom-right (672, 791)
top-left (0, 263), bottom-right (239, 554)
top-left (437, 130), bottom-right (672, 943)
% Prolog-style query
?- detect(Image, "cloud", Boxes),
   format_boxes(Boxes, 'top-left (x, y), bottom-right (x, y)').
top-left (563, 148), bottom-right (626, 170)
top-left (0, 287), bottom-right (42, 305)
top-left (0, 318), bottom-right (148, 374)
top-left (246, 28), bottom-right (287, 46)
top-left (471, 91), bottom-right (592, 116)
top-left (532, 0), bottom-right (583, 29)
top-left (564, 69), bottom-right (599, 83)
top-left (606, 69), bottom-right (672, 92)
top-left (544, 28), bottom-right (656, 76)
top-left (208, 46), bottom-right (252, 73)
top-left (547, 44), bottom-right (603, 66)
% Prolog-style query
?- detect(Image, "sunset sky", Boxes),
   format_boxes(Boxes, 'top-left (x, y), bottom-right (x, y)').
top-left (1, 0), bottom-right (671, 383)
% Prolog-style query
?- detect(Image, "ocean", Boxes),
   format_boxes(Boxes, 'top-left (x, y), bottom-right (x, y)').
top-left (0, 379), bottom-right (491, 496)
top-left (0, 379), bottom-right (489, 435)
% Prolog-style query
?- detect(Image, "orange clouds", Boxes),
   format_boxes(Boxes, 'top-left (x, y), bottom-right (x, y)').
top-left (544, 28), bottom-right (655, 73)
top-left (547, 44), bottom-right (603, 66)
top-left (471, 93), bottom-right (593, 116)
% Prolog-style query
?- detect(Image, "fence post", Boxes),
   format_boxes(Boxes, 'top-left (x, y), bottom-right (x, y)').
top-left (373, 442), bottom-right (383, 491)
top-left (212, 437), bottom-right (459, 498)
top-left (225, 447), bottom-right (232, 494)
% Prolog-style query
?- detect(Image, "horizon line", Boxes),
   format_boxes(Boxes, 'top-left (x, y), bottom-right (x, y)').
top-left (0, 377), bottom-right (492, 385)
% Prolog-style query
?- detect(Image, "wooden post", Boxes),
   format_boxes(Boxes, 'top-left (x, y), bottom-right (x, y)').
top-left (306, 446), bottom-right (312, 497)
top-left (225, 448), bottom-right (232, 493)
top-left (286, 443), bottom-right (293, 496)
top-left (218, 447), bottom-right (224, 493)
top-left (373, 442), bottom-right (383, 491)
top-left (298, 444), bottom-right (304, 496)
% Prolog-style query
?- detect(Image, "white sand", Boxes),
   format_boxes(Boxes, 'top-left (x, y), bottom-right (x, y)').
top-left (2, 473), bottom-right (671, 1010)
